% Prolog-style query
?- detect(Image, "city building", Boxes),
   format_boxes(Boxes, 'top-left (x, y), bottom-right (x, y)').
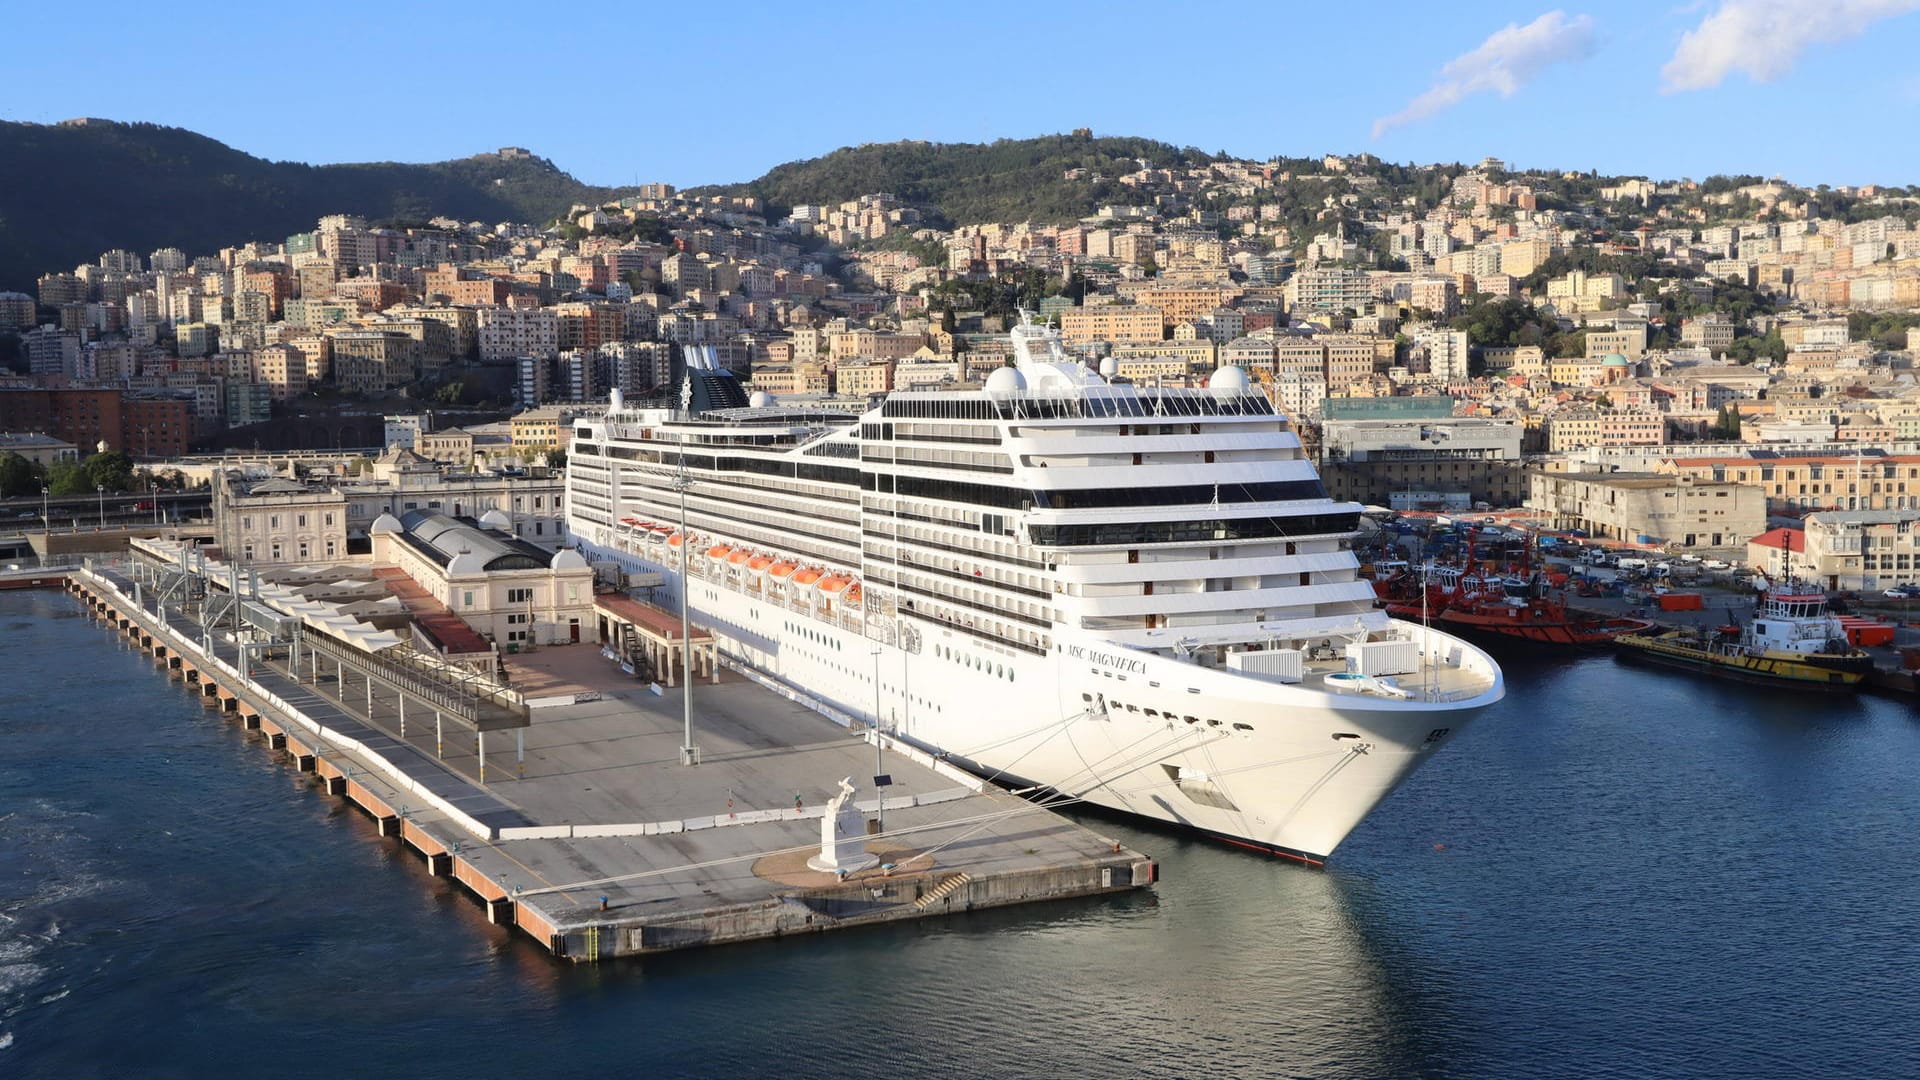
top-left (221, 476), bottom-right (350, 564)
top-left (1322, 416), bottom-right (1525, 508)
top-left (1527, 471), bottom-right (1767, 548)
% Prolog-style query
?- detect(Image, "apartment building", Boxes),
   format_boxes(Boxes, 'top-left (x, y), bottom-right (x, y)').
top-left (1527, 471), bottom-right (1765, 549)
top-left (1657, 452), bottom-right (1920, 511)
top-left (477, 306), bottom-right (560, 360)
top-left (1058, 304), bottom-right (1164, 346)
top-left (327, 330), bottom-right (421, 392)
top-left (1545, 411), bottom-right (1665, 451)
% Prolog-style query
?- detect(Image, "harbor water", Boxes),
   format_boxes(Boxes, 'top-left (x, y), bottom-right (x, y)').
top-left (5, 587), bottom-right (1918, 1079)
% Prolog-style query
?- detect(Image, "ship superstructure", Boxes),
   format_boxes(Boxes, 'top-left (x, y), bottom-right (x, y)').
top-left (566, 317), bottom-right (1503, 863)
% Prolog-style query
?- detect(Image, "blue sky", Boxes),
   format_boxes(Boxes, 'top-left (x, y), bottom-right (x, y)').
top-left (10, 0), bottom-right (1920, 188)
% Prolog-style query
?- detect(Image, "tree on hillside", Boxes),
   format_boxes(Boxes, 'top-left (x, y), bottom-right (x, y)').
top-left (0, 452), bottom-right (41, 497)
top-left (48, 450), bottom-right (135, 495)
top-left (1710, 404), bottom-right (1743, 439)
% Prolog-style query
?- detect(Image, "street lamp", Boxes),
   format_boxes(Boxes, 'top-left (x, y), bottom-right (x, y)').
top-left (40, 486), bottom-right (49, 532)
top-left (96, 485), bottom-right (105, 529)
top-left (870, 645), bottom-right (887, 832)
top-left (674, 450), bottom-right (698, 767)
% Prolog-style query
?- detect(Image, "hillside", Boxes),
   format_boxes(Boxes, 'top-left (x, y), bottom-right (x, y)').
top-left (0, 120), bottom-right (628, 289)
top-left (697, 133), bottom-right (1221, 227)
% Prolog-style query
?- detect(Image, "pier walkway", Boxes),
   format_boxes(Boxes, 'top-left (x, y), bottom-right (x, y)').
top-left (62, 559), bottom-right (1155, 961)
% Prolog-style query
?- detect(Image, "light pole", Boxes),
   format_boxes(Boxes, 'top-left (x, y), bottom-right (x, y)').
top-left (96, 485), bottom-right (105, 529)
top-left (674, 448), bottom-right (698, 767)
top-left (40, 486), bottom-right (49, 531)
top-left (870, 645), bottom-right (887, 832)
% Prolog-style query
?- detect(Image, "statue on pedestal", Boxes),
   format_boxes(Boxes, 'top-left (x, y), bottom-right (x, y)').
top-left (807, 777), bottom-right (878, 874)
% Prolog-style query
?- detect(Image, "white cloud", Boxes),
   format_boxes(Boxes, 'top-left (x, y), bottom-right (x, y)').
top-left (1662, 0), bottom-right (1920, 92)
top-left (1372, 11), bottom-right (1597, 138)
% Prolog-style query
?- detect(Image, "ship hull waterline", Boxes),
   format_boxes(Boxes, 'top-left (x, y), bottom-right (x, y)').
top-left (592, 546), bottom-right (1503, 863)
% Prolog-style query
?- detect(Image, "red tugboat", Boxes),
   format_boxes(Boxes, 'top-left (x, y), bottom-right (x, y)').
top-left (1373, 543), bottom-right (1653, 648)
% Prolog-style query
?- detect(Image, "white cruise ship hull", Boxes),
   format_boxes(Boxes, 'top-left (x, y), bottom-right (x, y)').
top-left (584, 541), bottom-right (1501, 863)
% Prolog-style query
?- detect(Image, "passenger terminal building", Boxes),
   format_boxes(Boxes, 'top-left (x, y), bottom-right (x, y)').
top-left (370, 509), bottom-right (597, 648)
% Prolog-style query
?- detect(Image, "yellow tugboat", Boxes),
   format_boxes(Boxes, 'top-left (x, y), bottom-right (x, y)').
top-left (1616, 582), bottom-right (1872, 692)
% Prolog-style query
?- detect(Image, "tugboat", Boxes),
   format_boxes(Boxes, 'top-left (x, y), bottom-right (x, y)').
top-left (1376, 548), bottom-right (1652, 649)
top-left (1614, 581), bottom-right (1872, 691)
top-left (1434, 579), bottom-right (1655, 648)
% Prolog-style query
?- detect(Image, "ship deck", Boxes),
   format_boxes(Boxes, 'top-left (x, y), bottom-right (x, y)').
top-left (1295, 654), bottom-right (1496, 703)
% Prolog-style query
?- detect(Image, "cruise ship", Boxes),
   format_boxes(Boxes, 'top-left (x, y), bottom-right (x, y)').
top-left (566, 316), bottom-right (1504, 864)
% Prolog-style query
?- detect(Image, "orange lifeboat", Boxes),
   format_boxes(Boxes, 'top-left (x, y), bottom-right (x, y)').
top-left (844, 582), bottom-right (863, 604)
top-left (817, 574), bottom-right (853, 593)
top-left (767, 561), bottom-right (797, 579)
top-left (706, 544), bottom-right (734, 560)
top-left (728, 549), bottom-right (753, 566)
top-left (790, 567), bottom-right (824, 586)
top-left (666, 533), bottom-right (685, 548)
top-left (747, 554), bottom-right (774, 572)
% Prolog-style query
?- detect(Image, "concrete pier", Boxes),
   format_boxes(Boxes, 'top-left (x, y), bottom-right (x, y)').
top-left (56, 562), bottom-right (1156, 961)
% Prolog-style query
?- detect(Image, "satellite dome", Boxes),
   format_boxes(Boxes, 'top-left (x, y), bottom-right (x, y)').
top-left (551, 548), bottom-right (588, 570)
top-left (1099, 356), bottom-right (1119, 379)
top-left (1208, 365), bottom-right (1250, 395)
top-left (478, 508), bottom-right (513, 530)
top-left (985, 366), bottom-right (1028, 397)
top-left (749, 390), bottom-right (774, 408)
top-left (609, 387), bottom-right (625, 412)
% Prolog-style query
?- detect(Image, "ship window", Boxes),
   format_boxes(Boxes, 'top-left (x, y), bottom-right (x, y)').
top-left (1183, 715), bottom-right (1199, 724)
top-left (1233, 723), bottom-right (1253, 731)
top-left (1144, 708), bottom-right (1159, 717)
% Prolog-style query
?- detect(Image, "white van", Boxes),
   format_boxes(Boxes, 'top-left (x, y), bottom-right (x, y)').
top-left (1616, 557), bottom-right (1650, 571)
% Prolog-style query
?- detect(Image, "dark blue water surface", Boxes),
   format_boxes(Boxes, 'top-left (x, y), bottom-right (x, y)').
top-left (5, 588), bottom-right (1918, 1079)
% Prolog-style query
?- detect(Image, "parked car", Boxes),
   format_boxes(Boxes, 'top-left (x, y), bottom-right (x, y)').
top-left (1884, 585), bottom-right (1920, 599)
top-left (1702, 559), bottom-right (1731, 570)
top-left (1678, 553), bottom-right (1702, 563)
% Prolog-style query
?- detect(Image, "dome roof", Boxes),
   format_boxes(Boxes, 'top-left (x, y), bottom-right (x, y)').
top-left (984, 366), bottom-right (1027, 396)
top-left (1601, 353), bottom-right (1632, 366)
top-left (369, 513), bottom-right (404, 535)
top-left (478, 509), bottom-right (513, 530)
top-left (448, 551), bottom-right (488, 575)
top-left (1098, 356), bottom-right (1119, 378)
top-left (551, 548), bottom-right (588, 570)
top-left (1208, 365), bottom-right (1250, 394)
top-left (749, 390), bottom-right (775, 408)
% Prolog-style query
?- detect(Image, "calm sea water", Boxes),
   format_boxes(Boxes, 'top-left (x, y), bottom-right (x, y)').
top-left (4, 588), bottom-right (1918, 1080)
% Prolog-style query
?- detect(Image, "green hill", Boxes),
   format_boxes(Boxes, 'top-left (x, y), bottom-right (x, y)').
top-left (696, 133), bottom-right (1220, 226)
top-left (0, 119), bottom-right (628, 290)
